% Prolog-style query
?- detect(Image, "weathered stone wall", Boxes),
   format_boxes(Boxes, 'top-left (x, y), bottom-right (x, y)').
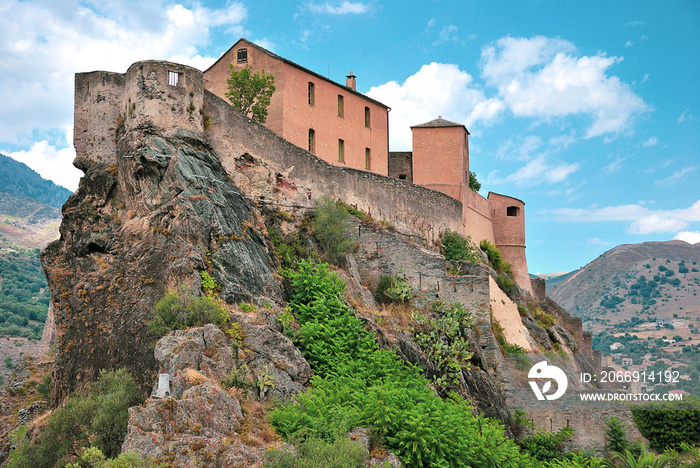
top-left (73, 71), bottom-right (125, 171)
top-left (124, 61), bottom-right (204, 136)
top-left (509, 392), bottom-right (646, 456)
top-left (74, 61), bottom-right (204, 171)
top-left (388, 151), bottom-right (413, 181)
top-left (531, 277), bottom-right (546, 298)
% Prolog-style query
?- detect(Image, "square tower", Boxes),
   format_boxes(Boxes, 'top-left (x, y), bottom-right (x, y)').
top-left (410, 117), bottom-right (469, 201)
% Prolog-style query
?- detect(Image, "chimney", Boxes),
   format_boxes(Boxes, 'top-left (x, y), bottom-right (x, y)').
top-left (346, 71), bottom-right (356, 91)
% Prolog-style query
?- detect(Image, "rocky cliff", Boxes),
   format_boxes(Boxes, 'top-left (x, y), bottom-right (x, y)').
top-left (41, 126), bottom-right (282, 404)
top-left (34, 58), bottom-right (623, 462)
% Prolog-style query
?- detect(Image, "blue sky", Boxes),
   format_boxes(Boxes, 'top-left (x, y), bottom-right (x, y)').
top-left (1, 0), bottom-right (698, 274)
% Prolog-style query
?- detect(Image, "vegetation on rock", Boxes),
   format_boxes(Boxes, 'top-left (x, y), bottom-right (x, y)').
top-left (7, 369), bottom-right (143, 467)
top-left (442, 229), bottom-right (481, 264)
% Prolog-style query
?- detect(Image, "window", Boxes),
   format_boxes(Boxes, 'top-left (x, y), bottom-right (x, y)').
top-left (236, 48), bottom-right (248, 63)
top-left (308, 82), bottom-right (315, 106)
top-left (398, 174), bottom-right (407, 180)
top-left (337, 95), bottom-right (344, 118)
top-left (365, 148), bottom-right (371, 170)
top-left (168, 71), bottom-right (180, 87)
top-left (308, 129), bottom-right (315, 153)
top-left (338, 139), bottom-right (345, 162)
top-left (507, 206), bottom-right (520, 217)
top-left (365, 107), bottom-right (370, 127)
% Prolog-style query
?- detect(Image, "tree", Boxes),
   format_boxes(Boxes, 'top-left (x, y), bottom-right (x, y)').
top-left (469, 171), bottom-right (481, 192)
top-left (225, 65), bottom-right (276, 123)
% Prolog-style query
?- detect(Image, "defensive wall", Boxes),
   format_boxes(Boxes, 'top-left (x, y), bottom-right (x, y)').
top-left (73, 60), bottom-right (463, 247)
top-left (73, 60), bottom-right (527, 289)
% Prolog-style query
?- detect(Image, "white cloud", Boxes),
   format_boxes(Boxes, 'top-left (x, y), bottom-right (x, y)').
top-left (588, 237), bottom-right (612, 245)
top-left (546, 200), bottom-right (700, 236)
top-left (0, 1), bottom-right (247, 143)
top-left (674, 231), bottom-right (700, 244)
top-left (604, 156), bottom-right (626, 173)
top-left (624, 40), bottom-right (634, 48)
top-left (0, 0), bottom-right (246, 187)
top-left (628, 215), bottom-right (688, 235)
top-left (1, 137), bottom-right (81, 191)
top-left (480, 36), bottom-right (648, 138)
top-left (655, 166), bottom-right (696, 187)
top-left (433, 25), bottom-right (459, 45)
top-left (643, 136), bottom-right (658, 147)
top-left (678, 109), bottom-right (690, 124)
top-left (486, 156), bottom-right (579, 187)
top-left (366, 63), bottom-right (489, 150)
top-left (307, 1), bottom-right (370, 14)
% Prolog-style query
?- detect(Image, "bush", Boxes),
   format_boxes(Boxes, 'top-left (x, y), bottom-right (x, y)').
top-left (442, 229), bottom-right (481, 264)
top-left (604, 416), bottom-right (630, 455)
top-left (519, 426), bottom-right (574, 462)
top-left (8, 369), bottom-right (143, 467)
top-left (632, 396), bottom-right (700, 451)
top-left (412, 302), bottom-right (473, 387)
top-left (148, 290), bottom-right (229, 338)
top-left (480, 240), bottom-right (505, 272)
top-left (263, 436), bottom-right (366, 468)
top-left (312, 196), bottom-right (356, 265)
top-left (375, 272), bottom-right (413, 304)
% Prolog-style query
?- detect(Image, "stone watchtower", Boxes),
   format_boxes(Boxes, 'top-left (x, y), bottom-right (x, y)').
top-left (410, 117), bottom-right (470, 202)
top-left (73, 60), bottom-right (204, 171)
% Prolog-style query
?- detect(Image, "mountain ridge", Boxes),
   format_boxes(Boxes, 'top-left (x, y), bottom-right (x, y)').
top-left (0, 154), bottom-right (72, 209)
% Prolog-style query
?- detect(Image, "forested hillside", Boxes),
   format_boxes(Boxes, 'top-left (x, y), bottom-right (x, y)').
top-left (0, 154), bottom-right (72, 208)
top-left (0, 247), bottom-right (49, 341)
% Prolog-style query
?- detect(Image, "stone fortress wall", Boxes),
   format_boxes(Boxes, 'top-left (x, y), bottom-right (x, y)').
top-left (74, 59), bottom-right (526, 292)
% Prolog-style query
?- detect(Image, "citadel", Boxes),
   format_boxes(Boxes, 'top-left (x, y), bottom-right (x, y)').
top-left (75, 38), bottom-right (532, 294)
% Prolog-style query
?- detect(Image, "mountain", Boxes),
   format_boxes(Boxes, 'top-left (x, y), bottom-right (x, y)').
top-left (0, 191), bottom-right (62, 249)
top-left (548, 240), bottom-right (700, 332)
top-left (0, 154), bottom-right (72, 209)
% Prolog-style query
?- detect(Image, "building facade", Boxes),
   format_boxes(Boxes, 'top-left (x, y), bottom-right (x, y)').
top-left (204, 39), bottom-right (390, 176)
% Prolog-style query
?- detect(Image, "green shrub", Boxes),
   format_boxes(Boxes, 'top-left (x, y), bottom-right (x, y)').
top-left (532, 307), bottom-right (557, 328)
top-left (442, 229), bottom-right (481, 264)
top-left (263, 435), bottom-right (366, 468)
top-left (312, 196), bottom-right (355, 265)
top-left (376, 271), bottom-right (413, 304)
top-left (480, 240), bottom-right (505, 271)
top-left (148, 290), bottom-right (229, 338)
top-left (220, 364), bottom-right (251, 391)
top-left (496, 274), bottom-right (519, 300)
top-left (604, 416), bottom-right (630, 455)
top-left (271, 260), bottom-right (531, 467)
top-left (519, 426), bottom-right (574, 462)
top-left (412, 301), bottom-right (473, 387)
top-left (8, 369), bottom-right (143, 467)
top-left (200, 271), bottom-right (219, 297)
top-left (632, 396), bottom-right (700, 451)
top-left (66, 446), bottom-right (163, 467)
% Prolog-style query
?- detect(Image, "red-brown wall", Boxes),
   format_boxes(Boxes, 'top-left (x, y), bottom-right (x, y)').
top-left (204, 39), bottom-right (388, 176)
top-left (411, 125), bottom-right (468, 201)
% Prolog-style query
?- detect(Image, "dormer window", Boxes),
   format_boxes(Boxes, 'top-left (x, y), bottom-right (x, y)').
top-left (237, 48), bottom-right (248, 63)
top-left (168, 71), bottom-right (181, 87)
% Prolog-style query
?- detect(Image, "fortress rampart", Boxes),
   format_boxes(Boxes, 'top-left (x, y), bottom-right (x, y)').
top-left (74, 60), bottom-right (530, 288)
